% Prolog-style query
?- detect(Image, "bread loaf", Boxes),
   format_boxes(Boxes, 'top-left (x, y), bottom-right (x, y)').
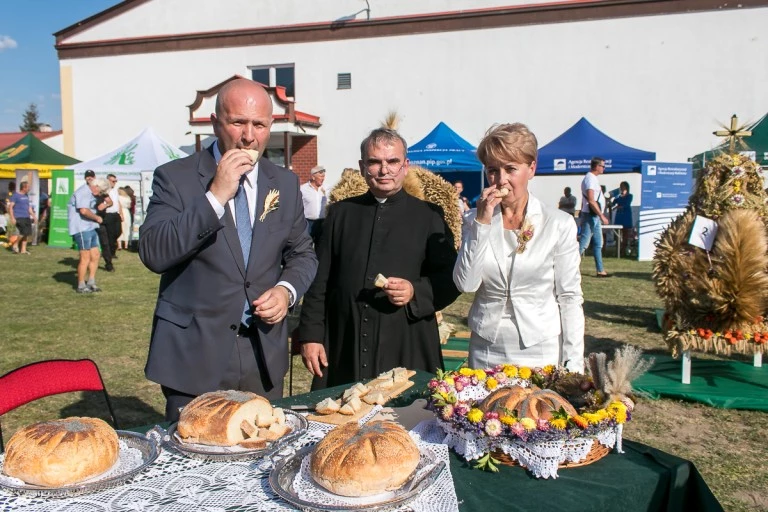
top-left (480, 385), bottom-right (578, 420)
top-left (2, 417), bottom-right (119, 487)
top-left (177, 390), bottom-right (273, 446)
top-left (242, 149), bottom-right (259, 163)
top-left (310, 420), bottom-right (420, 496)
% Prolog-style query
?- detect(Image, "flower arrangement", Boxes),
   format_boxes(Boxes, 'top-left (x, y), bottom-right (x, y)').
top-left (428, 364), bottom-right (629, 473)
top-left (515, 218), bottom-right (534, 254)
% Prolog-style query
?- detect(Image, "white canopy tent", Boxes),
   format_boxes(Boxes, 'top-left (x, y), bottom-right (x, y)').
top-left (71, 127), bottom-right (188, 241)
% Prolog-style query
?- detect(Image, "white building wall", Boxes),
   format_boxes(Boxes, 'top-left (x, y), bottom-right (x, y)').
top-left (62, 7), bottom-right (768, 210)
top-left (66, 0), bottom-right (561, 42)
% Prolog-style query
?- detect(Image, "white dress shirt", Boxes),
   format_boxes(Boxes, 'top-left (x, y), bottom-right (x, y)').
top-left (300, 181), bottom-right (327, 220)
top-left (205, 143), bottom-right (297, 305)
top-left (106, 187), bottom-right (120, 214)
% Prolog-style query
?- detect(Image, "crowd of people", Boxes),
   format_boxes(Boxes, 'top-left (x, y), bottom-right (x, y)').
top-left (64, 169), bottom-right (137, 292)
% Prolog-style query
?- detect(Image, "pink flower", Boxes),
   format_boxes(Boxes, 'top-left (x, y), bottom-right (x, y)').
top-left (441, 404), bottom-right (455, 420)
top-left (454, 402), bottom-right (470, 416)
top-left (494, 372), bottom-right (508, 384)
top-left (456, 376), bottom-right (470, 387)
top-left (454, 381), bottom-right (464, 392)
top-left (437, 383), bottom-right (450, 394)
top-left (536, 418), bottom-right (550, 431)
top-left (470, 376), bottom-right (479, 386)
top-left (485, 418), bottom-right (503, 437)
top-left (484, 411), bottom-right (499, 421)
top-left (510, 423), bottom-right (526, 437)
top-left (428, 379), bottom-right (439, 390)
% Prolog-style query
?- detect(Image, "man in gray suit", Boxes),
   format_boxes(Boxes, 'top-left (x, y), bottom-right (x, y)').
top-left (140, 79), bottom-right (317, 421)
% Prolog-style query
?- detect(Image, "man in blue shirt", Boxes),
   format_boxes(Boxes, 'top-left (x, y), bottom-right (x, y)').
top-left (9, 181), bottom-right (35, 255)
top-left (68, 171), bottom-right (109, 293)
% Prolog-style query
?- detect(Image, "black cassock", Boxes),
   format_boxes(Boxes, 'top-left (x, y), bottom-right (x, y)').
top-left (297, 189), bottom-right (460, 389)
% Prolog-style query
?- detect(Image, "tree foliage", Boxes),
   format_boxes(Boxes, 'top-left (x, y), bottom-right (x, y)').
top-left (19, 103), bottom-right (42, 132)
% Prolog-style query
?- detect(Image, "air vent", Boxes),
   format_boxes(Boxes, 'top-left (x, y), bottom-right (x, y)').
top-left (337, 73), bottom-right (351, 90)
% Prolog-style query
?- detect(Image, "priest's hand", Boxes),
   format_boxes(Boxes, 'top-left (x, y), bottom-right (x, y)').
top-left (253, 286), bottom-right (289, 325)
top-left (301, 342), bottom-right (328, 377)
top-left (209, 149), bottom-right (253, 206)
top-left (383, 277), bottom-right (414, 307)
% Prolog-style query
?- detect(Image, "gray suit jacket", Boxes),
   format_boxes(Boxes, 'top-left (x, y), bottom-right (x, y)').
top-left (139, 147), bottom-right (317, 395)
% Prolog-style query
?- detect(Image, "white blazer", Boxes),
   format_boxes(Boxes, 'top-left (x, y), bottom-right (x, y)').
top-left (453, 194), bottom-right (585, 371)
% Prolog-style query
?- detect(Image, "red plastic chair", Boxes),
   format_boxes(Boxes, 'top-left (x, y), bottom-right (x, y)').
top-left (0, 359), bottom-right (119, 452)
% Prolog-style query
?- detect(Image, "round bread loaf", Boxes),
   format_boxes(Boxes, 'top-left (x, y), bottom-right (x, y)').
top-left (177, 390), bottom-right (273, 446)
top-left (310, 420), bottom-right (420, 497)
top-left (2, 417), bottom-right (119, 487)
top-left (480, 385), bottom-right (578, 420)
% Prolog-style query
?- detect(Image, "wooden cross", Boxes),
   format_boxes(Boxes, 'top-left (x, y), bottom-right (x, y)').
top-left (713, 114), bottom-right (752, 153)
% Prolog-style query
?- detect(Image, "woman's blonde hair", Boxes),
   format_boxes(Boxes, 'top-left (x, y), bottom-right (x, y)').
top-left (477, 123), bottom-right (538, 166)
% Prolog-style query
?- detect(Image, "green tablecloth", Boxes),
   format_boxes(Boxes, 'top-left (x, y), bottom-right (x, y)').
top-left (273, 371), bottom-right (723, 512)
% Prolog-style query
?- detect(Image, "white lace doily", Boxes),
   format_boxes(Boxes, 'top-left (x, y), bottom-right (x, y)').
top-left (432, 419), bottom-right (619, 479)
top-left (292, 432), bottom-right (455, 511)
top-left (0, 416), bottom-right (459, 512)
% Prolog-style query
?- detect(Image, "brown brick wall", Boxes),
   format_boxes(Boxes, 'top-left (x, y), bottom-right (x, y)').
top-left (291, 136), bottom-right (317, 183)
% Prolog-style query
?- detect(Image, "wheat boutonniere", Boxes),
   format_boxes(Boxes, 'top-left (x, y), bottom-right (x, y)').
top-left (516, 218), bottom-right (534, 254)
top-left (259, 189), bottom-right (280, 222)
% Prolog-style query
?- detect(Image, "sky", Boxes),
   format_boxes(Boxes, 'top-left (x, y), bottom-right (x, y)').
top-left (0, 0), bottom-right (120, 133)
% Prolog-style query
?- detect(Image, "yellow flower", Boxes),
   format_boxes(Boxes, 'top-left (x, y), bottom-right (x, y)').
top-left (444, 377), bottom-right (455, 387)
top-left (542, 365), bottom-right (555, 374)
top-left (486, 377), bottom-right (498, 390)
top-left (595, 409), bottom-right (610, 422)
top-left (503, 365), bottom-right (518, 378)
top-left (500, 415), bottom-right (517, 426)
top-left (459, 368), bottom-right (474, 377)
top-left (607, 401), bottom-right (628, 424)
top-left (467, 408), bottom-right (484, 423)
top-left (474, 369), bottom-right (487, 380)
top-left (518, 367), bottom-right (532, 379)
top-left (519, 417), bottom-right (536, 431)
top-left (550, 418), bottom-right (567, 429)
top-left (582, 412), bottom-right (601, 425)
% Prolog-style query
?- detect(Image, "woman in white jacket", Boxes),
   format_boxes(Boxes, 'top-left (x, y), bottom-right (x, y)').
top-left (453, 123), bottom-right (585, 372)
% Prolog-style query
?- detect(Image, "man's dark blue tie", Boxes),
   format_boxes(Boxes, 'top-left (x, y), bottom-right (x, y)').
top-left (235, 181), bottom-right (252, 327)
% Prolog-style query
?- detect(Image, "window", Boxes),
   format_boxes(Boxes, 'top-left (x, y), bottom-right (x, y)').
top-left (337, 73), bottom-right (352, 90)
top-left (250, 65), bottom-right (295, 98)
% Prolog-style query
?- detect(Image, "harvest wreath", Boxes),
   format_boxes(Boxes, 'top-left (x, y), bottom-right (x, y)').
top-left (427, 347), bottom-right (652, 478)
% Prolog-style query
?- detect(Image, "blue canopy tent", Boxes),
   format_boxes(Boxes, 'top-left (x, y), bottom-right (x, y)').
top-left (408, 122), bottom-right (484, 201)
top-left (536, 117), bottom-right (656, 174)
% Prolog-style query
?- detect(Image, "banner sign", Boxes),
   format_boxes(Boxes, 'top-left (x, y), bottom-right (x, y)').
top-left (638, 161), bottom-right (692, 260)
top-left (49, 169), bottom-right (75, 248)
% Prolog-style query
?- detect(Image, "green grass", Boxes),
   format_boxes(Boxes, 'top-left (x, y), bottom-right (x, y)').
top-left (0, 246), bottom-right (765, 510)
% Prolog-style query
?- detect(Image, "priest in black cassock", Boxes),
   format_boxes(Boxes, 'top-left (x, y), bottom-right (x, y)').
top-left (296, 128), bottom-right (461, 389)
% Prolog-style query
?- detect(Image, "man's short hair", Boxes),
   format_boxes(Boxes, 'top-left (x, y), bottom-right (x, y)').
top-left (310, 166), bottom-right (325, 175)
top-left (360, 128), bottom-right (408, 160)
top-left (564, 187), bottom-right (571, 194)
top-left (107, 173), bottom-right (117, 180)
top-left (590, 157), bottom-right (605, 170)
top-left (84, 170), bottom-right (96, 179)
